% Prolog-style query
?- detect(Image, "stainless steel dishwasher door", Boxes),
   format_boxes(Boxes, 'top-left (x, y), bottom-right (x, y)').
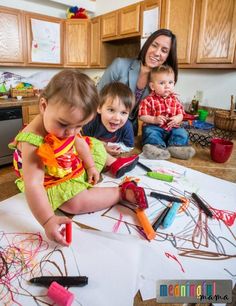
top-left (0, 107), bottom-right (23, 165)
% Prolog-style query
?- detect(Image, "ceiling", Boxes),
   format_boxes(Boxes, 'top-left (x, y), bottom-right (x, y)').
top-left (47, 0), bottom-right (96, 13)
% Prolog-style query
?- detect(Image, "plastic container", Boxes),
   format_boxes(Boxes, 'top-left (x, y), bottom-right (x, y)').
top-left (210, 138), bottom-right (234, 163)
top-left (198, 109), bottom-right (208, 121)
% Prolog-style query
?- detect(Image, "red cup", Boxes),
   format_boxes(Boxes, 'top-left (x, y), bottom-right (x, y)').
top-left (210, 138), bottom-right (234, 163)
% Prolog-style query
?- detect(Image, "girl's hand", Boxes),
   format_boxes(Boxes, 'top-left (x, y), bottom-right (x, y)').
top-left (86, 166), bottom-right (100, 185)
top-left (43, 215), bottom-right (71, 246)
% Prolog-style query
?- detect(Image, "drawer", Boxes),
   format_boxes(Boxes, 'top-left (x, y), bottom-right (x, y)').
top-left (28, 114), bottom-right (38, 122)
top-left (28, 104), bottom-right (39, 115)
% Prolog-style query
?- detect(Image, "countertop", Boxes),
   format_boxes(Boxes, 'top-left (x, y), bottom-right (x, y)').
top-left (0, 97), bottom-right (38, 108)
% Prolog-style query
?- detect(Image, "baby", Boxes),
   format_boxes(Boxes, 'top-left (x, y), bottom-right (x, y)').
top-left (139, 65), bottom-right (195, 160)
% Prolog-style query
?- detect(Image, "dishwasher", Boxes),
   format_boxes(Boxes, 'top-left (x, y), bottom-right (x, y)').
top-left (0, 107), bottom-right (23, 166)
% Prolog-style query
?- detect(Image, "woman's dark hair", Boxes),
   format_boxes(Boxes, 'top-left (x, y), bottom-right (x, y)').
top-left (138, 29), bottom-right (178, 82)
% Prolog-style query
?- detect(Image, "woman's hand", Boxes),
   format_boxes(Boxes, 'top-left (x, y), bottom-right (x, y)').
top-left (43, 215), bottom-right (71, 247)
top-left (86, 165), bottom-right (100, 185)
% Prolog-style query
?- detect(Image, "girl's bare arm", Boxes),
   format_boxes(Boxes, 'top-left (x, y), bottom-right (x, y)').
top-left (74, 136), bottom-right (96, 169)
top-left (21, 142), bottom-right (53, 225)
top-left (74, 136), bottom-right (100, 184)
top-left (21, 142), bottom-right (70, 245)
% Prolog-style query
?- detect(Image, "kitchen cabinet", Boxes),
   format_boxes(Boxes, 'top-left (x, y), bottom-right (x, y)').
top-left (98, 2), bottom-right (142, 67)
top-left (142, 0), bottom-right (161, 11)
top-left (161, 0), bottom-right (236, 68)
top-left (90, 16), bottom-right (133, 68)
top-left (119, 3), bottom-right (141, 37)
top-left (101, 3), bottom-right (141, 41)
top-left (161, 0), bottom-right (195, 64)
top-left (1, 1), bottom-right (235, 70)
top-left (25, 12), bottom-right (63, 67)
top-left (0, 6), bottom-right (26, 66)
top-left (90, 17), bottom-right (103, 67)
top-left (22, 103), bottom-right (39, 125)
top-left (196, 0), bottom-right (236, 65)
top-left (64, 19), bottom-right (90, 67)
top-left (101, 11), bottom-right (118, 40)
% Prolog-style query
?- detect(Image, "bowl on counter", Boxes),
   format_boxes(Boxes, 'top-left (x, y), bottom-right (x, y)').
top-left (0, 95), bottom-right (9, 99)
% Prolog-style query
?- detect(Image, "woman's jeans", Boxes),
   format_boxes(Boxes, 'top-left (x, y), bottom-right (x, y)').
top-left (142, 125), bottom-right (189, 148)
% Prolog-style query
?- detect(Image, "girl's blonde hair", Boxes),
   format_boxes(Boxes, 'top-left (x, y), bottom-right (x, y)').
top-left (41, 69), bottom-right (99, 120)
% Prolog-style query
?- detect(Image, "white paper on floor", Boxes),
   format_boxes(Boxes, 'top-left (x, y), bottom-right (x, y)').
top-left (0, 194), bottom-right (143, 306)
top-left (73, 159), bottom-right (236, 300)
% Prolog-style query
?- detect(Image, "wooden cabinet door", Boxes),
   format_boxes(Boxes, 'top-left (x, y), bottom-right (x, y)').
top-left (22, 104), bottom-right (39, 125)
top-left (161, 0), bottom-right (196, 64)
top-left (197, 0), bottom-right (236, 64)
top-left (101, 11), bottom-right (118, 40)
top-left (0, 7), bottom-right (25, 65)
top-left (141, 0), bottom-right (162, 32)
top-left (119, 3), bottom-right (141, 36)
top-left (64, 20), bottom-right (90, 66)
top-left (25, 12), bottom-right (63, 66)
top-left (90, 17), bottom-right (101, 66)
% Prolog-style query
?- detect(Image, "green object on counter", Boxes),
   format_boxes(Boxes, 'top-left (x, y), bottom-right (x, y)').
top-left (198, 109), bottom-right (208, 121)
top-left (147, 171), bottom-right (174, 182)
top-left (0, 83), bottom-right (7, 93)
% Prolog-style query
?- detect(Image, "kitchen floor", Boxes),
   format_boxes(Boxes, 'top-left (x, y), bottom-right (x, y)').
top-left (0, 139), bottom-right (235, 306)
top-left (1, 139), bottom-right (235, 203)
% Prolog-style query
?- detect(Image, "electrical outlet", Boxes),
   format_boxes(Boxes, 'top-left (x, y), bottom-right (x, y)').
top-left (196, 90), bottom-right (203, 103)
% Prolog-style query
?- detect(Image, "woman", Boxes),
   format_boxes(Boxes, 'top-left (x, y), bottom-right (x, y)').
top-left (97, 29), bottom-right (178, 136)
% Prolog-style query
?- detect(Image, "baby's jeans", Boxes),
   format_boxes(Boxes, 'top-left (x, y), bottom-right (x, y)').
top-left (142, 125), bottom-right (189, 148)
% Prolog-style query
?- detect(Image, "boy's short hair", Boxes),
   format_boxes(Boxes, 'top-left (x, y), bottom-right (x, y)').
top-left (41, 69), bottom-right (99, 120)
top-left (150, 65), bottom-right (175, 82)
top-left (99, 82), bottom-right (135, 111)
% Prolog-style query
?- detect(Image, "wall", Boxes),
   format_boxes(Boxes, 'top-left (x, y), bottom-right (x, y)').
top-left (1, 0), bottom-right (236, 109)
top-left (0, 0), bottom-right (95, 18)
top-left (175, 69), bottom-right (236, 110)
top-left (0, 0), bottom-right (66, 18)
top-left (95, 0), bottom-right (141, 16)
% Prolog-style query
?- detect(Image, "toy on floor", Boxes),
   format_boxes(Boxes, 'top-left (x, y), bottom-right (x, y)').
top-left (137, 161), bottom-right (174, 182)
top-left (150, 192), bottom-right (189, 230)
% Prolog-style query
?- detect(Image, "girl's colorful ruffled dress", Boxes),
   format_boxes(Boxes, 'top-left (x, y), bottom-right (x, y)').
top-left (9, 132), bottom-right (107, 210)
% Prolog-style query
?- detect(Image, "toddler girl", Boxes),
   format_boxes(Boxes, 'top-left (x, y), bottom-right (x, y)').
top-left (9, 70), bottom-right (146, 246)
